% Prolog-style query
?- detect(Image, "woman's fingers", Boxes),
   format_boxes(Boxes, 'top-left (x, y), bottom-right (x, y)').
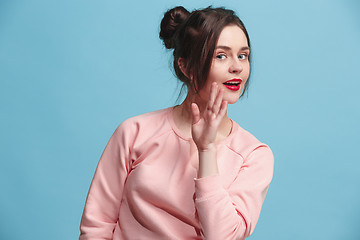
top-left (191, 103), bottom-right (201, 124)
top-left (206, 82), bottom-right (217, 111)
top-left (191, 83), bottom-right (227, 147)
top-left (206, 82), bottom-right (225, 117)
top-left (212, 88), bottom-right (223, 115)
top-left (218, 100), bottom-right (228, 118)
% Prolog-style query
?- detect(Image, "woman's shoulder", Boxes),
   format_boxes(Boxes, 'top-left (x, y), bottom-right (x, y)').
top-left (227, 121), bottom-right (273, 159)
top-left (113, 107), bottom-right (174, 139)
top-left (120, 107), bottom-right (171, 127)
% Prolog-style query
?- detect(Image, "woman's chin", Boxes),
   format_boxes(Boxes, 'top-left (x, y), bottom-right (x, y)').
top-left (223, 94), bottom-right (241, 104)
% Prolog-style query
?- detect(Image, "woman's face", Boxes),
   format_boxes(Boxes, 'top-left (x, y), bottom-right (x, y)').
top-left (198, 25), bottom-right (250, 104)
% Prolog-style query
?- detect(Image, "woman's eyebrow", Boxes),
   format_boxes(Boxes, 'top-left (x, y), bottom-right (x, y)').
top-left (215, 45), bottom-right (250, 51)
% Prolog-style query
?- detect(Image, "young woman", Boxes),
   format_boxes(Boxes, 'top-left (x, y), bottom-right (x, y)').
top-left (80, 6), bottom-right (274, 240)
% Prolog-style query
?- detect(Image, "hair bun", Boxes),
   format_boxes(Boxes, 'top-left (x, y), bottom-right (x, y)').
top-left (159, 6), bottom-right (190, 49)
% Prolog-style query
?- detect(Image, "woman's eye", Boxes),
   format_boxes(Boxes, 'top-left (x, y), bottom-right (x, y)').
top-left (216, 54), bottom-right (226, 60)
top-left (238, 54), bottom-right (247, 60)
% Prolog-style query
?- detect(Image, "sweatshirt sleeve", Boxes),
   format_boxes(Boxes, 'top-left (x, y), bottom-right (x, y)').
top-left (79, 121), bottom-right (134, 240)
top-left (194, 145), bottom-right (274, 240)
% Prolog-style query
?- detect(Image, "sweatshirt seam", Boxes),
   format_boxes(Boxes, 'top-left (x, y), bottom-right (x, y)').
top-left (225, 144), bottom-right (245, 160)
top-left (195, 189), bottom-right (227, 202)
top-left (225, 143), bottom-right (269, 162)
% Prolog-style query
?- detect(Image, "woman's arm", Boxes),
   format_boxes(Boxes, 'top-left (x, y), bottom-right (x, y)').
top-left (191, 83), bottom-right (274, 239)
top-left (191, 82), bottom-right (227, 178)
top-left (79, 122), bottom-right (133, 240)
top-left (194, 146), bottom-right (274, 240)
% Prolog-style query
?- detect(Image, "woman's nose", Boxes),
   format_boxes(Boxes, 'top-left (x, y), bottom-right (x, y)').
top-left (229, 58), bottom-right (243, 73)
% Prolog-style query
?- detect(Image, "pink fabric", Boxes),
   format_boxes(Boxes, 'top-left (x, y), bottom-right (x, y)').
top-left (80, 107), bottom-right (274, 240)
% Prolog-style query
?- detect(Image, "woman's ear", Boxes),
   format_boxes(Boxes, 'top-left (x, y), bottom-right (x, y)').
top-left (178, 58), bottom-right (191, 79)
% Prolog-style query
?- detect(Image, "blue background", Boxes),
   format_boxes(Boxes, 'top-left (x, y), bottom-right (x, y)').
top-left (1, 0), bottom-right (359, 239)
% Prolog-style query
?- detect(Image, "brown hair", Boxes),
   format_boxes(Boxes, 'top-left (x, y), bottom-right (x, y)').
top-left (159, 6), bottom-right (251, 97)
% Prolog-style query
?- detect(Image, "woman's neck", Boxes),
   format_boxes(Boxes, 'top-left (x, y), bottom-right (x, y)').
top-left (172, 93), bottom-right (232, 141)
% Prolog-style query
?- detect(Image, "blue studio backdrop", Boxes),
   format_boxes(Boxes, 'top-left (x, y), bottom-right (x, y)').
top-left (0, 0), bottom-right (359, 239)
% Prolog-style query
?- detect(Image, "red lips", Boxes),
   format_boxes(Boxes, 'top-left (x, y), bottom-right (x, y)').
top-left (223, 79), bottom-right (242, 91)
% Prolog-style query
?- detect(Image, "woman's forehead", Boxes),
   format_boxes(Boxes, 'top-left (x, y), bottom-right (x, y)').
top-left (216, 25), bottom-right (249, 48)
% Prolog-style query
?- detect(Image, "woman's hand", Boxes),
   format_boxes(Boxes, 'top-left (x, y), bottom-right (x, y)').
top-left (191, 82), bottom-right (228, 151)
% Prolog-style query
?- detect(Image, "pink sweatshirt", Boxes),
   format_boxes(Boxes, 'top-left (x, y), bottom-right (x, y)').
top-left (80, 107), bottom-right (274, 240)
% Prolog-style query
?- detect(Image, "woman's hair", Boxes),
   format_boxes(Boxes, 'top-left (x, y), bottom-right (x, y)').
top-left (159, 6), bottom-right (251, 97)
